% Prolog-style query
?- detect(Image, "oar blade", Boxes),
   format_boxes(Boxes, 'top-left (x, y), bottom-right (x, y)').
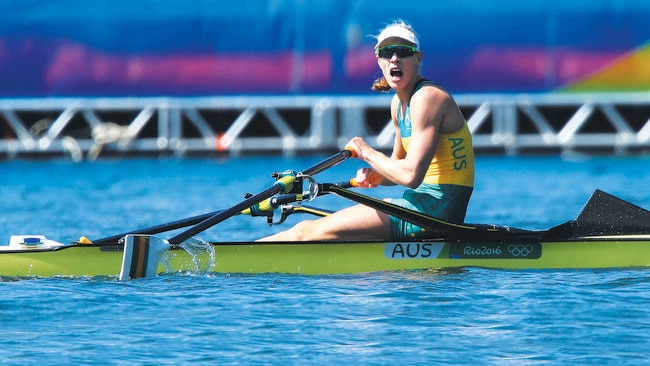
top-left (119, 235), bottom-right (169, 280)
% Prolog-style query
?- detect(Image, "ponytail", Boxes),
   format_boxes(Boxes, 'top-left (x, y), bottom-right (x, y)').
top-left (371, 76), bottom-right (391, 92)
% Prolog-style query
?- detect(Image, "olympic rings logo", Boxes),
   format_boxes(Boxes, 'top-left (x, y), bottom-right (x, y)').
top-left (507, 244), bottom-right (535, 257)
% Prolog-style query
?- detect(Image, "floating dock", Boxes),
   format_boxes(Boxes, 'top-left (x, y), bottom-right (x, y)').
top-left (1, 93), bottom-right (649, 160)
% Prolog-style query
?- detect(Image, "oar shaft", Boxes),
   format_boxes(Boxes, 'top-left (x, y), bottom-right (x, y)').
top-left (167, 183), bottom-right (286, 245)
top-left (321, 183), bottom-right (465, 234)
top-left (168, 150), bottom-right (353, 245)
top-left (93, 211), bottom-right (221, 245)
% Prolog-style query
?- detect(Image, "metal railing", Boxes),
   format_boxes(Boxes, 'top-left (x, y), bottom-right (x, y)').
top-left (1, 93), bottom-right (649, 160)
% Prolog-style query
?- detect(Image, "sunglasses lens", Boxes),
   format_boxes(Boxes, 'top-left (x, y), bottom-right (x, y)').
top-left (378, 46), bottom-right (416, 59)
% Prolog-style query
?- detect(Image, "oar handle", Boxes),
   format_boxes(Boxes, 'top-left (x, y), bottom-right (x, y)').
top-left (303, 149), bottom-right (354, 176)
top-left (349, 171), bottom-right (381, 188)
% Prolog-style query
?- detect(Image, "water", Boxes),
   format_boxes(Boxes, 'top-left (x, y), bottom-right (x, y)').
top-left (1, 154), bottom-right (650, 364)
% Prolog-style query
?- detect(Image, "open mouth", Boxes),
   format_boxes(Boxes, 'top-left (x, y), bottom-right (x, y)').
top-left (390, 69), bottom-right (403, 77)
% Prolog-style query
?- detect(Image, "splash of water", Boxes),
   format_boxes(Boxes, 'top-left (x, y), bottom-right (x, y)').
top-left (161, 236), bottom-right (215, 274)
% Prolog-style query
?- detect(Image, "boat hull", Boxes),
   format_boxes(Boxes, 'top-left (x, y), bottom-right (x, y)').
top-left (2, 238), bottom-right (650, 278)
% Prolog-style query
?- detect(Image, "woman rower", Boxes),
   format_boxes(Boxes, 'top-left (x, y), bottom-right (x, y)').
top-left (259, 20), bottom-right (475, 241)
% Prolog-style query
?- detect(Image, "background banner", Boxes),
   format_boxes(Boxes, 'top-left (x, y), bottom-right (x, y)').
top-left (2, 0), bottom-right (649, 96)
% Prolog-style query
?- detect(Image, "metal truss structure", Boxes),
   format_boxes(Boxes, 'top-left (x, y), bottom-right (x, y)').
top-left (1, 93), bottom-right (649, 160)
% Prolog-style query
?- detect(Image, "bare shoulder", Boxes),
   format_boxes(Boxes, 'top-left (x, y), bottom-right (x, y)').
top-left (409, 83), bottom-right (452, 119)
top-left (411, 83), bottom-right (452, 106)
top-left (410, 83), bottom-right (464, 132)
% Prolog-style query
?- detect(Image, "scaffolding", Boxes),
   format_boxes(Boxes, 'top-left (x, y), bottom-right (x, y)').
top-left (1, 93), bottom-right (650, 160)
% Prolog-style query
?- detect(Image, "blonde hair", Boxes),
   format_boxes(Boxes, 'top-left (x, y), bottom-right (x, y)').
top-left (371, 20), bottom-right (419, 93)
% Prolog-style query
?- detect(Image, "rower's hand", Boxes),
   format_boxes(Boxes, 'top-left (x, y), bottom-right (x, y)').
top-left (344, 137), bottom-right (371, 161)
top-left (350, 168), bottom-right (383, 188)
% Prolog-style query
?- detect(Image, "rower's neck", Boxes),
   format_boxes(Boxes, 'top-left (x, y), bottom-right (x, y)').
top-left (395, 77), bottom-right (424, 105)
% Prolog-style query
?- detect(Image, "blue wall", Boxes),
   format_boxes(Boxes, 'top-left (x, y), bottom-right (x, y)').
top-left (1, 0), bottom-right (649, 96)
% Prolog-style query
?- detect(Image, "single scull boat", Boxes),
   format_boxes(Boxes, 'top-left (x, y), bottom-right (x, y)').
top-left (3, 151), bottom-right (649, 279)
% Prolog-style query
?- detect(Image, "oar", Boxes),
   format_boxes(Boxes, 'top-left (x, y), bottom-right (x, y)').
top-left (119, 149), bottom-right (353, 280)
top-left (119, 204), bottom-right (335, 279)
top-left (93, 192), bottom-right (301, 245)
top-left (96, 150), bottom-right (358, 245)
top-left (167, 149), bottom-right (353, 246)
top-left (92, 211), bottom-right (221, 245)
top-left (322, 182), bottom-right (471, 234)
top-left (320, 182), bottom-right (544, 241)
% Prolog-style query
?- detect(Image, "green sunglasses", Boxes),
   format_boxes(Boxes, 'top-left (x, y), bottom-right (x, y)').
top-left (376, 44), bottom-right (419, 59)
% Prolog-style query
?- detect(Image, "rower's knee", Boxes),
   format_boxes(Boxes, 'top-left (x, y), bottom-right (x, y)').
top-left (288, 220), bottom-right (317, 241)
top-left (258, 219), bottom-right (317, 242)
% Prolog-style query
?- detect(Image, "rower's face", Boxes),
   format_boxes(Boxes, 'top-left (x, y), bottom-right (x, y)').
top-left (376, 37), bottom-right (421, 91)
